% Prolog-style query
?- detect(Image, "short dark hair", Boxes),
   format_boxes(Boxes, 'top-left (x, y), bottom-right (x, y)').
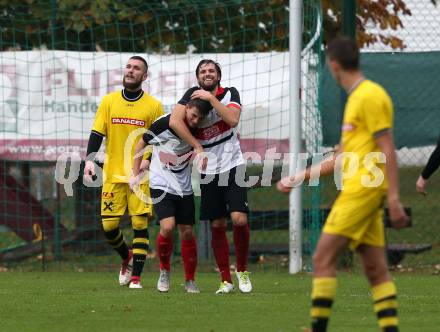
top-left (129, 55), bottom-right (148, 72)
top-left (195, 59), bottom-right (222, 81)
top-left (326, 37), bottom-right (360, 70)
top-left (186, 98), bottom-right (212, 117)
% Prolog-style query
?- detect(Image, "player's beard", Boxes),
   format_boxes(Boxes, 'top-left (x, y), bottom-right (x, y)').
top-left (198, 77), bottom-right (220, 92)
top-left (123, 76), bottom-right (143, 91)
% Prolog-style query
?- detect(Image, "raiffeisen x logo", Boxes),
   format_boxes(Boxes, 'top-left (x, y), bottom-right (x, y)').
top-left (0, 65), bottom-right (18, 132)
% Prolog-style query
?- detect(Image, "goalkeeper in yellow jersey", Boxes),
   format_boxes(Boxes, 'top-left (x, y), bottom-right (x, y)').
top-left (277, 37), bottom-right (409, 332)
top-left (84, 56), bottom-right (164, 289)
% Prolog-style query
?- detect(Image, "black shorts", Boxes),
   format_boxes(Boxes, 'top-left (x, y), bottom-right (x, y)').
top-left (150, 188), bottom-right (195, 225)
top-left (199, 165), bottom-right (249, 220)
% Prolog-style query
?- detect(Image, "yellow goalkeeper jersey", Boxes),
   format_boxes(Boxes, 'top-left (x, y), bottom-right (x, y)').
top-left (92, 90), bottom-right (164, 183)
top-left (340, 79), bottom-right (394, 194)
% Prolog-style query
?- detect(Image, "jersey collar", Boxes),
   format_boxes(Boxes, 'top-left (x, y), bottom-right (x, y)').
top-left (122, 89), bottom-right (144, 102)
top-left (347, 77), bottom-right (365, 95)
top-left (215, 86), bottom-right (225, 96)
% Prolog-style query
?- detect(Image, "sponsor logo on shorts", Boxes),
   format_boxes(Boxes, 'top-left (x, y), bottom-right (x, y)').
top-left (102, 192), bottom-right (114, 199)
top-left (103, 201), bottom-right (114, 212)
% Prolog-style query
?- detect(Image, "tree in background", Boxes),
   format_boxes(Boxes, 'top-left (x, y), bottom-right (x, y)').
top-left (0, 0), bottom-right (437, 52)
top-left (323, 0), bottom-right (438, 49)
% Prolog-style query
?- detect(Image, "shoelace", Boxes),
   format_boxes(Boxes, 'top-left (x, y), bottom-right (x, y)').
top-left (219, 281), bottom-right (229, 290)
top-left (121, 255), bottom-right (133, 274)
top-left (121, 263), bottom-right (131, 274)
top-left (239, 271), bottom-right (250, 284)
top-left (160, 271), bottom-right (168, 283)
top-left (186, 281), bottom-right (196, 289)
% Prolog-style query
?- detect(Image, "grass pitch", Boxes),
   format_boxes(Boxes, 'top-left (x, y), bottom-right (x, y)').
top-left (0, 271), bottom-right (438, 332)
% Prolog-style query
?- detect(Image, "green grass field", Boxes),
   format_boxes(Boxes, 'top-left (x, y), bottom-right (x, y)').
top-left (0, 166), bottom-right (438, 332)
top-left (0, 271), bottom-right (438, 332)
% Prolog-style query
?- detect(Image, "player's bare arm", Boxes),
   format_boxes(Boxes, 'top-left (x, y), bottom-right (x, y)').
top-left (375, 130), bottom-right (409, 229)
top-left (416, 139), bottom-right (440, 195)
top-left (169, 104), bottom-right (203, 153)
top-left (415, 176), bottom-right (428, 196)
top-left (191, 89), bottom-right (240, 127)
top-left (130, 142), bottom-right (151, 192)
top-left (139, 159), bottom-right (150, 173)
top-left (130, 139), bottom-right (149, 191)
top-left (133, 139), bottom-right (147, 177)
top-left (276, 146), bottom-right (342, 193)
top-left (169, 104), bottom-right (207, 170)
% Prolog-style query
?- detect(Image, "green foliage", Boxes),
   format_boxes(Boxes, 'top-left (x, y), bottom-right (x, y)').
top-left (0, 0), bottom-right (438, 52)
top-left (322, 0), bottom-right (438, 49)
top-left (0, 0), bottom-right (289, 52)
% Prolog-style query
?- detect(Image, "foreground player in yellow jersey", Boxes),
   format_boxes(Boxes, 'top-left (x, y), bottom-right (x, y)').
top-left (277, 38), bottom-right (409, 332)
top-left (84, 56), bottom-right (164, 289)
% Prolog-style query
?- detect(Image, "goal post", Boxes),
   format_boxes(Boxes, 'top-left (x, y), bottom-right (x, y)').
top-left (0, 0), bottom-right (324, 271)
top-left (288, 0), bottom-right (303, 274)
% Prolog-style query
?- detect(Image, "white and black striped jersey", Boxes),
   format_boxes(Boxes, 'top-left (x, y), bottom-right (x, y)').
top-left (178, 86), bottom-right (245, 174)
top-left (143, 113), bottom-right (193, 196)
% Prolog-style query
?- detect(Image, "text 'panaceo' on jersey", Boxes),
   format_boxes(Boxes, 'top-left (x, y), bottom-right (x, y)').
top-left (92, 90), bottom-right (164, 183)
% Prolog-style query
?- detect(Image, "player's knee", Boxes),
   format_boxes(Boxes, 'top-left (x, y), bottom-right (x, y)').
top-left (231, 212), bottom-right (247, 226)
top-left (211, 218), bottom-right (227, 228)
top-left (179, 227), bottom-right (194, 241)
top-left (131, 215), bottom-right (148, 230)
top-left (102, 217), bottom-right (120, 232)
top-left (160, 224), bottom-right (175, 238)
top-left (363, 260), bottom-right (387, 283)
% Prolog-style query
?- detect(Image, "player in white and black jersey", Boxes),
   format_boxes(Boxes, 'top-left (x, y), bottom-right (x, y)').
top-left (169, 59), bottom-right (252, 294)
top-left (132, 98), bottom-right (211, 294)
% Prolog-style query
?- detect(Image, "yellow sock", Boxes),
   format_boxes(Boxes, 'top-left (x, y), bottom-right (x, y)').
top-left (311, 277), bottom-right (337, 332)
top-left (372, 281), bottom-right (399, 331)
top-left (102, 217), bottom-right (129, 260)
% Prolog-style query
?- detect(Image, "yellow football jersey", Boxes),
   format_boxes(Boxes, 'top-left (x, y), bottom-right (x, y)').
top-left (92, 90), bottom-right (164, 183)
top-left (340, 80), bottom-right (393, 194)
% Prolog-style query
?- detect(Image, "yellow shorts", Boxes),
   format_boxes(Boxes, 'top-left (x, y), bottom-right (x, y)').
top-left (101, 182), bottom-right (152, 217)
top-left (323, 190), bottom-right (386, 250)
